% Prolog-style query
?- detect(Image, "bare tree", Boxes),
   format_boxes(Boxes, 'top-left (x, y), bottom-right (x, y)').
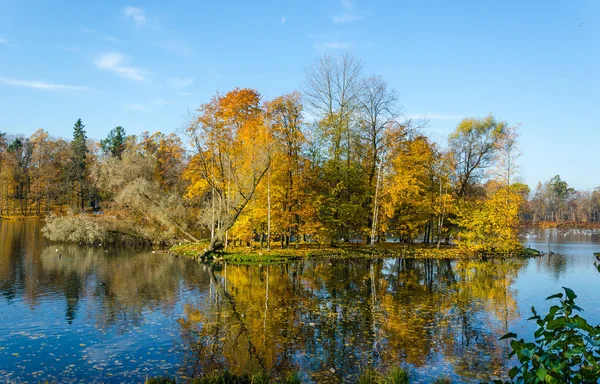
top-left (304, 53), bottom-right (363, 166)
top-left (356, 75), bottom-right (400, 186)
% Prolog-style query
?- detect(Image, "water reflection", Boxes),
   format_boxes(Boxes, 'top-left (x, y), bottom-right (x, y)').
top-left (0, 221), bottom-right (598, 383)
top-left (178, 258), bottom-right (525, 383)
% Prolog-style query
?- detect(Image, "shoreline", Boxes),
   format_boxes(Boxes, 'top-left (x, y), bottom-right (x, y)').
top-left (168, 242), bottom-right (542, 264)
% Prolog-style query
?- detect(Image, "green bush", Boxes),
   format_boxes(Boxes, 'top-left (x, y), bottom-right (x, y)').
top-left (495, 287), bottom-right (600, 383)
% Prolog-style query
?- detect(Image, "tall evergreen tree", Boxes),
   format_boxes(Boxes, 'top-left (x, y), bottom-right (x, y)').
top-left (69, 119), bottom-right (88, 212)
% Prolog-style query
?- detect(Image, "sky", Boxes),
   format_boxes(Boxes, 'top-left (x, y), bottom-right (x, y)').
top-left (0, 0), bottom-right (598, 190)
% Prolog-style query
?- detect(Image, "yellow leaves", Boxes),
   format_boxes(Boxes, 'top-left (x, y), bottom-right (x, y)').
top-left (381, 136), bottom-right (441, 237)
top-left (456, 186), bottom-right (523, 254)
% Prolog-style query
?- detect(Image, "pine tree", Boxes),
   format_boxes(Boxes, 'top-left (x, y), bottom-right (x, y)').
top-left (69, 119), bottom-right (88, 212)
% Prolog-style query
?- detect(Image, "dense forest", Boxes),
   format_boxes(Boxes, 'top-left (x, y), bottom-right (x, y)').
top-left (1, 54), bottom-right (598, 255)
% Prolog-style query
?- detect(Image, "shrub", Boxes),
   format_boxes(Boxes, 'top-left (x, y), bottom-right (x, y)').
top-left (496, 287), bottom-right (600, 383)
top-left (42, 213), bottom-right (107, 244)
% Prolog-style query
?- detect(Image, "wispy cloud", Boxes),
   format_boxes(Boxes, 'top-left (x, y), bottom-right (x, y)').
top-left (281, 16), bottom-right (287, 25)
top-left (333, 0), bottom-right (363, 23)
top-left (0, 37), bottom-right (12, 46)
top-left (123, 6), bottom-right (146, 27)
top-left (94, 52), bottom-right (149, 82)
top-left (153, 39), bottom-right (192, 56)
top-left (0, 77), bottom-right (88, 91)
top-left (167, 77), bottom-right (194, 88)
top-left (407, 113), bottom-right (465, 121)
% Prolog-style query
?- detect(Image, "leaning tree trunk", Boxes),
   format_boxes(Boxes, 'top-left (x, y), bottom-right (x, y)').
top-left (199, 166), bottom-right (270, 259)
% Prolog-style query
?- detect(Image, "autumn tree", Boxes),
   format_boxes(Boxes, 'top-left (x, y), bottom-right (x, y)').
top-left (263, 92), bottom-right (306, 248)
top-left (452, 117), bottom-right (523, 255)
top-left (29, 129), bottom-right (65, 214)
top-left (0, 132), bottom-right (6, 215)
top-left (449, 115), bottom-right (507, 199)
top-left (456, 185), bottom-right (523, 255)
top-left (355, 75), bottom-right (404, 244)
top-left (185, 88), bottom-right (271, 255)
top-left (6, 136), bottom-right (33, 215)
top-left (382, 135), bottom-right (448, 243)
top-left (138, 131), bottom-right (186, 192)
top-left (304, 53), bottom-right (366, 242)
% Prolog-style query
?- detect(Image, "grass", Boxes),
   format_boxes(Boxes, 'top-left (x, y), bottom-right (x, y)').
top-left (357, 367), bottom-right (409, 384)
top-left (518, 247), bottom-right (543, 257)
top-left (145, 371), bottom-right (301, 384)
top-left (170, 240), bottom-right (542, 264)
top-left (432, 376), bottom-right (452, 384)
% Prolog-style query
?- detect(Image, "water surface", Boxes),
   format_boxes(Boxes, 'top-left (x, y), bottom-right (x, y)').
top-left (1, 221), bottom-right (599, 383)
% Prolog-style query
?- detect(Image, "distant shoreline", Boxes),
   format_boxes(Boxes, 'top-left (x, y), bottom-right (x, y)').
top-left (520, 220), bottom-right (600, 229)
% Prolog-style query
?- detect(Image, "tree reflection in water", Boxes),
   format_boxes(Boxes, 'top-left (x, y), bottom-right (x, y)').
top-left (0, 220), bottom-right (527, 383)
top-left (178, 257), bottom-right (525, 383)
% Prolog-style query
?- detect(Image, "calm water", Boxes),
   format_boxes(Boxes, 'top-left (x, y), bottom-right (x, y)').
top-left (1, 221), bottom-right (599, 383)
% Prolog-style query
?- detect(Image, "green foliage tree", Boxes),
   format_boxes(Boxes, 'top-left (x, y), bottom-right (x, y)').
top-left (68, 118), bottom-right (89, 212)
top-left (101, 126), bottom-right (127, 159)
top-left (549, 175), bottom-right (575, 224)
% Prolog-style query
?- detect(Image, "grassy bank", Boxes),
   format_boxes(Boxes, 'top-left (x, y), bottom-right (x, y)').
top-left (169, 241), bottom-right (541, 263)
top-left (144, 367), bottom-right (438, 384)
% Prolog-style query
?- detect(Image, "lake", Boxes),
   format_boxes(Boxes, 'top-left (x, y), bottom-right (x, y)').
top-left (1, 221), bottom-right (599, 383)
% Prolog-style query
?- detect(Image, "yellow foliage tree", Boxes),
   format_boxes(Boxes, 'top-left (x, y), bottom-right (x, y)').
top-left (456, 186), bottom-right (523, 255)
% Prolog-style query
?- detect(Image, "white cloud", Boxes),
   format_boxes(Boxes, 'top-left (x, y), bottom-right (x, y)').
top-left (123, 6), bottom-right (146, 27)
top-left (281, 16), bottom-right (287, 25)
top-left (407, 113), bottom-right (465, 121)
top-left (0, 37), bottom-right (11, 46)
top-left (333, 0), bottom-right (363, 23)
top-left (153, 40), bottom-right (192, 56)
top-left (94, 52), bottom-right (149, 82)
top-left (0, 77), bottom-right (88, 91)
top-left (167, 77), bottom-right (194, 88)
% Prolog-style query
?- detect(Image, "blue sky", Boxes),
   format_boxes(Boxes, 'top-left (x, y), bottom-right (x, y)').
top-left (0, 0), bottom-right (598, 190)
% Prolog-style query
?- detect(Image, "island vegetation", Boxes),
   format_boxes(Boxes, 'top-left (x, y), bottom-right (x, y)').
top-left (1, 54), bottom-right (598, 260)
